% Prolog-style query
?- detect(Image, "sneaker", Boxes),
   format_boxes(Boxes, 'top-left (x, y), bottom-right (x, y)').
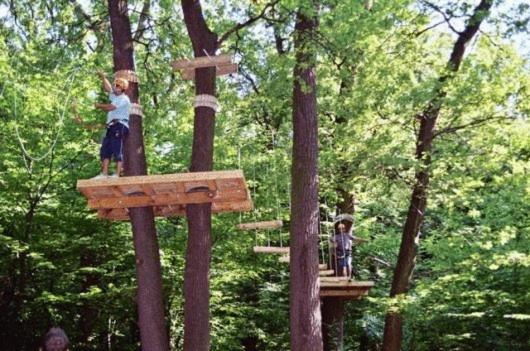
top-left (110, 174), bottom-right (119, 178)
top-left (91, 173), bottom-right (109, 180)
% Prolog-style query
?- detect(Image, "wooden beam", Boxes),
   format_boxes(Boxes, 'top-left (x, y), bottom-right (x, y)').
top-left (318, 270), bottom-right (335, 276)
top-left (236, 220), bottom-right (283, 231)
top-left (181, 63), bottom-right (238, 80)
top-left (319, 289), bottom-right (369, 298)
top-left (171, 54), bottom-right (233, 70)
top-left (319, 276), bottom-right (350, 282)
top-left (253, 246), bottom-right (290, 254)
top-left (319, 280), bottom-right (375, 288)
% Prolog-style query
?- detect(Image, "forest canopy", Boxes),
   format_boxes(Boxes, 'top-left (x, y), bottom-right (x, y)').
top-left (0, 0), bottom-right (528, 350)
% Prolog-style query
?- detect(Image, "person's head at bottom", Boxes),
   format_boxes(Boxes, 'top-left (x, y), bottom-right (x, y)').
top-left (43, 327), bottom-right (69, 351)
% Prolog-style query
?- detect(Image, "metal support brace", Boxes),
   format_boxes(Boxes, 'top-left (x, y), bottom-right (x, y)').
top-left (193, 94), bottom-right (220, 113)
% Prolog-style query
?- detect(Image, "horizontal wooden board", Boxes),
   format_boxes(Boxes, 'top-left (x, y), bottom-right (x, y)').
top-left (237, 220), bottom-right (283, 231)
top-left (319, 280), bottom-right (375, 288)
top-left (181, 63), bottom-right (238, 80)
top-left (253, 246), bottom-right (290, 254)
top-left (77, 170), bottom-right (253, 220)
top-left (319, 270), bottom-right (335, 276)
top-left (319, 289), bottom-right (370, 298)
top-left (172, 54), bottom-right (233, 70)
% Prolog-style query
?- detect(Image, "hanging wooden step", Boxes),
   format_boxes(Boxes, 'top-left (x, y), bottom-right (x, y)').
top-left (253, 246), bottom-right (290, 254)
top-left (319, 270), bottom-right (335, 276)
top-left (77, 170), bottom-right (252, 220)
top-left (320, 280), bottom-right (374, 299)
top-left (237, 220), bottom-right (283, 231)
top-left (172, 54), bottom-right (238, 80)
top-left (278, 256), bottom-right (329, 270)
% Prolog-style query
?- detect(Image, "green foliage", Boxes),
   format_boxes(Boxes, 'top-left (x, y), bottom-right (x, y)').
top-left (0, 0), bottom-right (529, 350)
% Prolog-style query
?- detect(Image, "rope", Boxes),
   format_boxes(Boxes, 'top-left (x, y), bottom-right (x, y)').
top-left (193, 94), bottom-right (220, 112)
top-left (129, 103), bottom-right (144, 117)
top-left (12, 67), bottom-right (80, 163)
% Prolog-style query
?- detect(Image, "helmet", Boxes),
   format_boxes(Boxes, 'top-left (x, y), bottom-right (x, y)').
top-left (114, 77), bottom-right (129, 91)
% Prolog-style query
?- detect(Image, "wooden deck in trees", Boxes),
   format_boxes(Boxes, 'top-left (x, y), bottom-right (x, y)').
top-left (319, 280), bottom-right (374, 299)
top-left (172, 54), bottom-right (238, 80)
top-left (77, 170), bottom-right (252, 220)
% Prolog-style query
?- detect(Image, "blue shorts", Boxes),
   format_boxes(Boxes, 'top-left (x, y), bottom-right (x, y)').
top-left (100, 122), bottom-right (128, 161)
top-left (337, 255), bottom-right (352, 269)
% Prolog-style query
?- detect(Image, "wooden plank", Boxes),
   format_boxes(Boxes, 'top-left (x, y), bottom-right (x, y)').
top-left (97, 198), bottom-right (253, 220)
top-left (319, 276), bottom-right (350, 282)
top-left (319, 270), bottom-right (335, 276)
top-left (253, 246), bottom-right (290, 254)
top-left (171, 54), bottom-right (233, 70)
top-left (320, 280), bottom-right (375, 288)
top-left (181, 63), bottom-right (238, 80)
top-left (77, 170), bottom-right (246, 191)
top-left (237, 220), bottom-right (283, 231)
top-left (319, 264), bottom-right (328, 270)
top-left (319, 289), bottom-right (370, 298)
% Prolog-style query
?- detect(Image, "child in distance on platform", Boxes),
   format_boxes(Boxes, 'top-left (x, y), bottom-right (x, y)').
top-left (74, 71), bottom-right (130, 178)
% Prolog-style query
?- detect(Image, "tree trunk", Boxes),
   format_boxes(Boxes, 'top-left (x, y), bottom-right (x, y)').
top-left (382, 2), bottom-right (493, 350)
top-left (322, 297), bottom-right (344, 351)
top-left (180, 1), bottom-right (218, 350)
top-left (290, 1), bottom-right (323, 350)
top-left (107, 1), bottom-right (169, 350)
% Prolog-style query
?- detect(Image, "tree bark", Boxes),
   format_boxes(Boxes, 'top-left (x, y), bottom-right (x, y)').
top-left (180, 1), bottom-right (218, 350)
top-left (382, 2), bottom-right (493, 350)
top-left (290, 1), bottom-right (323, 350)
top-left (322, 297), bottom-right (344, 351)
top-left (107, 1), bottom-right (169, 350)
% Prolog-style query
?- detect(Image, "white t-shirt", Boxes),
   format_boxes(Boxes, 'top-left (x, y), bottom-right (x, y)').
top-left (107, 92), bottom-right (130, 128)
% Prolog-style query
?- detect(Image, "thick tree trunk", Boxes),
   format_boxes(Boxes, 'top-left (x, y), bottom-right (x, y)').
top-left (107, 2), bottom-right (169, 350)
top-left (290, 2), bottom-right (323, 351)
top-left (382, 2), bottom-right (493, 351)
top-left (180, 1), bottom-right (218, 350)
top-left (322, 298), bottom-right (344, 351)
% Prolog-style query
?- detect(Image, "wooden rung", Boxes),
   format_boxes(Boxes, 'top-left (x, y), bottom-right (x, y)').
top-left (181, 63), bottom-right (238, 80)
top-left (319, 280), bottom-right (375, 288)
top-left (172, 54), bottom-right (233, 70)
top-left (319, 289), bottom-right (370, 298)
top-left (78, 170), bottom-right (253, 221)
top-left (319, 264), bottom-right (328, 270)
top-left (237, 220), bottom-right (283, 231)
top-left (318, 270), bottom-right (336, 277)
top-left (319, 276), bottom-right (350, 282)
top-left (253, 246), bottom-right (290, 254)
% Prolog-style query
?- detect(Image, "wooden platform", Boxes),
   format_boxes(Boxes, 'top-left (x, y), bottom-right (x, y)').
top-left (172, 54), bottom-right (238, 80)
top-left (237, 220), bottom-right (283, 231)
top-left (253, 246), bottom-right (290, 254)
top-left (77, 170), bottom-right (252, 220)
top-left (320, 280), bottom-right (374, 299)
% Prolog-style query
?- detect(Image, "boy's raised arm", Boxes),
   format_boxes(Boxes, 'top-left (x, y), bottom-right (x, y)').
top-left (97, 70), bottom-right (112, 93)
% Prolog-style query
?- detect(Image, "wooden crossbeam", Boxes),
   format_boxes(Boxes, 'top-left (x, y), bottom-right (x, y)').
top-left (319, 270), bottom-right (335, 276)
top-left (181, 63), bottom-right (238, 80)
top-left (319, 289), bottom-right (370, 298)
top-left (77, 170), bottom-right (252, 220)
top-left (237, 220), bottom-right (283, 231)
top-left (319, 280), bottom-right (375, 288)
top-left (253, 246), bottom-right (290, 254)
top-left (319, 276), bottom-right (350, 282)
top-left (172, 54), bottom-right (233, 70)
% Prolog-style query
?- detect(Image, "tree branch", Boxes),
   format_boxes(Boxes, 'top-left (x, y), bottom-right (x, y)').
top-left (217, 0), bottom-right (280, 46)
